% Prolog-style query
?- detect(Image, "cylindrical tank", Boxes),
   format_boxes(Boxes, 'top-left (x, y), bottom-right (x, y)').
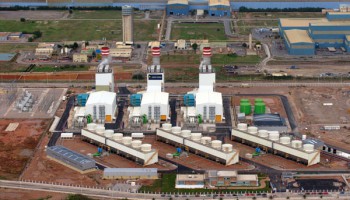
top-left (191, 133), bottom-right (202, 141)
top-left (104, 130), bottom-right (114, 138)
top-left (254, 103), bottom-right (266, 114)
top-left (222, 144), bottom-right (233, 152)
top-left (181, 130), bottom-right (191, 138)
top-left (269, 131), bottom-right (280, 141)
top-left (95, 126), bottom-right (105, 134)
top-left (245, 153), bottom-right (253, 159)
top-left (240, 99), bottom-right (250, 104)
top-left (247, 126), bottom-right (258, 134)
top-left (291, 140), bottom-right (303, 148)
top-left (171, 126), bottom-right (181, 134)
top-left (254, 98), bottom-right (264, 104)
top-left (112, 133), bottom-right (123, 141)
top-left (302, 135), bottom-right (307, 140)
top-left (240, 102), bottom-right (251, 115)
top-left (141, 144), bottom-right (152, 152)
top-left (122, 137), bottom-right (132, 145)
top-left (258, 130), bottom-right (268, 138)
top-left (237, 123), bottom-right (248, 131)
top-left (87, 123), bottom-right (97, 131)
top-left (279, 136), bottom-right (291, 145)
top-left (201, 137), bottom-right (212, 145)
top-left (211, 140), bottom-right (222, 149)
top-left (131, 140), bottom-right (142, 149)
top-left (303, 144), bottom-right (314, 152)
top-left (162, 123), bottom-right (172, 131)
top-left (166, 153), bottom-right (173, 159)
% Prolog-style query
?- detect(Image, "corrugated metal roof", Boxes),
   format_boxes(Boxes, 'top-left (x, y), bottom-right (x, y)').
top-left (85, 91), bottom-right (116, 106)
top-left (48, 146), bottom-right (95, 165)
top-left (279, 18), bottom-right (327, 27)
top-left (253, 114), bottom-right (285, 126)
top-left (104, 168), bottom-right (157, 173)
top-left (327, 12), bottom-right (350, 15)
top-left (310, 20), bottom-right (350, 26)
top-left (284, 29), bottom-right (314, 44)
top-left (141, 92), bottom-right (169, 105)
top-left (167, 0), bottom-right (188, 5)
top-left (209, 0), bottom-right (230, 6)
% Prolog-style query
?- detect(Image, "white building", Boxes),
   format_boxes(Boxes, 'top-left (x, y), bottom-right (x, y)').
top-left (140, 91), bottom-right (169, 121)
top-left (85, 91), bottom-right (116, 122)
top-left (95, 58), bottom-right (114, 92)
top-left (195, 91), bottom-right (223, 122)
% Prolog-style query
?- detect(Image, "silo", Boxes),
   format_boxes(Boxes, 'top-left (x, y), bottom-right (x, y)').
top-left (254, 98), bottom-right (264, 104)
top-left (237, 123), bottom-right (248, 131)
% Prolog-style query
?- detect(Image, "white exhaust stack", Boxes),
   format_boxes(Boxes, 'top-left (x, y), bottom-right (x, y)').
top-left (152, 47), bottom-right (161, 67)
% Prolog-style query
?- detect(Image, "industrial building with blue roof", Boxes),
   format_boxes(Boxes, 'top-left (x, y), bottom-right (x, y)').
top-left (279, 11), bottom-right (350, 55)
top-left (166, 0), bottom-right (189, 15)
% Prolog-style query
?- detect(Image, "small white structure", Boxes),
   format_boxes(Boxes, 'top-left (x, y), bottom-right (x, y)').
top-left (95, 58), bottom-right (114, 92)
top-left (85, 91), bottom-right (116, 122)
top-left (61, 132), bottom-right (74, 139)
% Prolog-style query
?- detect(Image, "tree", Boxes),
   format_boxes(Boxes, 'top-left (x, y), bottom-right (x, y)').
top-left (72, 42), bottom-right (79, 50)
top-left (69, 9), bottom-right (73, 14)
top-left (242, 43), bottom-right (248, 48)
top-left (20, 18), bottom-right (26, 22)
top-left (192, 43), bottom-right (198, 53)
top-left (28, 37), bottom-right (33, 42)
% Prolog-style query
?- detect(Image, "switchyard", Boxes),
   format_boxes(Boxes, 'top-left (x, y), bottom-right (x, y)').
top-left (0, 88), bottom-right (66, 118)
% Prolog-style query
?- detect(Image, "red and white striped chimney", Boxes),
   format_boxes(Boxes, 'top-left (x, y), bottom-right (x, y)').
top-left (152, 47), bottom-right (161, 65)
top-left (202, 47), bottom-right (212, 65)
top-left (101, 46), bottom-right (110, 57)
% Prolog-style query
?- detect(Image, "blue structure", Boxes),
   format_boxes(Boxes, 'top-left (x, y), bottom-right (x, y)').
top-left (166, 0), bottom-right (189, 16)
top-left (208, 0), bottom-right (231, 17)
top-left (345, 36), bottom-right (350, 52)
top-left (130, 94), bottom-right (142, 106)
top-left (77, 93), bottom-right (89, 107)
top-left (183, 94), bottom-right (195, 106)
top-left (279, 14), bottom-right (350, 55)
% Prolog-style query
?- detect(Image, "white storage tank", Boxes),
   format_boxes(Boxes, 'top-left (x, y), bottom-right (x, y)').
top-left (291, 140), bottom-right (302, 148)
top-left (191, 133), bottom-right (202, 141)
top-left (112, 133), bottom-right (123, 141)
top-left (258, 130), bottom-right (269, 138)
top-left (181, 130), bottom-right (191, 138)
top-left (279, 136), bottom-right (291, 145)
top-left (222, 144), bottom-right (233, 152)
top-left (237, 123), bottom-right (248, 131)
top-left (95, 125), bottom-right (105, 134)
top-left (162, 123), bottom-right (172, 131)
top-left (201, 137), bottom-right (212, 145)
top-left (302, 135), bottom-right (307, 140)
top-left (141, 144), bottom-right (152, 152)
top-left (247, 126), bottom-right (258, 134)
top-left (268, 131), bottom-right (280, 141)
top-left (131, 140), bottom-right (142, 149)
top-left (171, 126), bottom-right (181, 134)
top-left (122, 137), bottom-right (132, 145)
top-left (211, 140), bottom-right (222, 149)
top-left (87, 123), bottom-right (97, 131)
top-left (245, 153), bottom-right (253, 159)
top-left (303, 144), bottom-right (314, 152)
top-left (104, 129), bottom-right (114, 138)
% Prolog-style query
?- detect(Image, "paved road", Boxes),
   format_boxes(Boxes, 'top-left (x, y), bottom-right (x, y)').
top-left (1, 180), bottom-right (349, 200)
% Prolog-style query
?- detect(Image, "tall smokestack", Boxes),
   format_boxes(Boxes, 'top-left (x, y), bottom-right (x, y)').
top-left (101, 46), bottom-right (110, 58)
top-left (202, 47), bottom-right (212, 65)
top-left (152, 47), bottom-right (161, 66)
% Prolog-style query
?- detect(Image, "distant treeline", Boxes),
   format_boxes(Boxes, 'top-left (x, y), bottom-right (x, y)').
top-left (0, 6), bottom-right (139, 11)
top-left (239, 6), bottom-right (323, 12)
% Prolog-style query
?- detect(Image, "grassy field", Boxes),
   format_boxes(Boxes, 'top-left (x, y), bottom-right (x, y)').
top-left (0, 62), bottom-right (27, 72)
top-left (0, 44), bottom-right (37, 53)
top-left (70, 10), bottom-right (146, 19)
top-left (0, 20), bottom-right (158, 42)
top-left (160, 54), bottom-right (201, 64)
top-left (31, 65), bottom-right (90, 72)
top-left (140, 173), bottom-right (271, 193)
top-left (237, 20), bottom-right (279, 27)
top-left (171, 23), bottom-right (227, 41)
top-left (160, 54), bottom-right (261, 65)
top-left (238, 12), bottom-right (325, 19)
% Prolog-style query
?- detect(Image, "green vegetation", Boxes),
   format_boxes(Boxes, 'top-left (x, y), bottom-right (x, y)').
top-left (140, 173), bottom-right (271, 193)
top-left (165, 66), bottom-right (199, 82)
top-left (171, 23), bottom-right (227, 41)
top-left (71, 10), bottom-right (145, 19)
top-left (160, 54), bottom-right (201, 64)
top-left (0, 43), bottom-right (36, 53)
top-left (239, 6), bottom-right (323, 12)
top-left (212, 54), bottom-right (262, 65)
top-left (237, 20), bottom-right (278, 27)
top-left (66, 194), bottom-right (95, 200)
top-left (32, 65), bottom-right (89, 72)
top-left (0, 20), bottom-right (157, 41)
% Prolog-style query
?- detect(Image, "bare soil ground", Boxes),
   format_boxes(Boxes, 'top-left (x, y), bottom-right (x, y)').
top-left (0, 11), bottom-right (68, 20)
top-left (0, 119), bottom-right (49, 180)
top-left (0, 188), bottom-right (67, 200)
